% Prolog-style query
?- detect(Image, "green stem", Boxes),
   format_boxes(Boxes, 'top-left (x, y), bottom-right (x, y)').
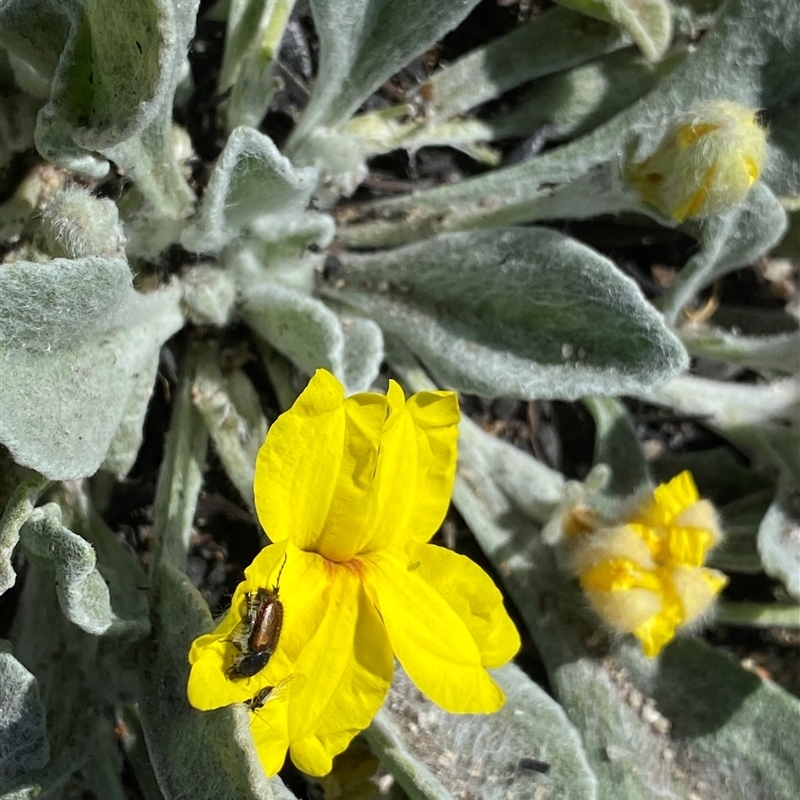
top-left (149, 342), bottom-right (208, 576)
top-left (716, 602), bottom-right (800, 628)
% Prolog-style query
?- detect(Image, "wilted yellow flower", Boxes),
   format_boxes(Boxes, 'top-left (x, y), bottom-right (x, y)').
top-left (627, 100), bottom-right (767, 222)
top-left (187, 370), bottom-right (520, 777)
top-left (567, 471), bottom-right (727, 657)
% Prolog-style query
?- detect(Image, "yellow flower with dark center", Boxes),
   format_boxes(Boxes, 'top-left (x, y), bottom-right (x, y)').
top-left (567, 471), bottom-right (727, 657)
top-left (626, 100), bottom-right (767, 222)
top-left (187, 369), bottom-right (520, 776)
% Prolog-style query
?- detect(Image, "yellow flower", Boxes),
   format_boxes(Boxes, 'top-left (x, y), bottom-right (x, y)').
top-left (626, 100), bottom-right (767, 222)
top-left (567, 471), bottom-right (728, 657)
top-left (187, 369), bottom-right (520, 777)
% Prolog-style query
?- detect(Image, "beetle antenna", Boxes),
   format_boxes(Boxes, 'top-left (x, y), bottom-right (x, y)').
top-left (274, 553), bottom-right (288, 588)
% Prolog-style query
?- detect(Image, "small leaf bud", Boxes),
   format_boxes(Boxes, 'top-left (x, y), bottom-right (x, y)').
top-left (34, 184), bottom-right (125, 259)
top-left (626, 100), bottom-right (767, 222)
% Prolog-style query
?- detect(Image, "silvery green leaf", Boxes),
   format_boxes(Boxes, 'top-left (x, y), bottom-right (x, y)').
top-left (0, 258), bottom-right (185, 480)
top-left (149, 343), bottom-right (208, 574)
top-left (0, 92), bottom-right (39, 171)
top-left (636, 375), bottom-right (800, 476)
top-left (329, 228), bottom-right (687, 400)
top-left (367, 664), bottom-right (597, 800)
top-left (23, 0), bottom-right (199, 211)
top-left (0, 0), bottom-right (69, 100)
top-left (762, 96), bottom-right (800, 198)
top-left (659, 184), bottom-right (787, 324)
top-left (182, 127), bottom-right (317, 253)
top-left (56, 483), bottom-right (151, 641)
top-left (181, 265), bottom-right (238, 327)
top-left (101, 351), bottom-right (160, 478)
top-left (340, 316), bottom-right (383, 394)
top-left (679, 326), bottom-right (800, 374)
top-left (451, 462), bottom-right (692, 799)
top-left (455, 428), bottom-right (800, 800)
top-left (0, 644), bottom-right (49, 784)
top-left (757, 477), bottom-right (800, 599)
top-left (553, 0), bottom-right (673, 61)
top-left (19, 503), bottom-right (113, 635)
top-left (243, 281), bottom-right (351, 384)
top-left (191, 345), bottom-right (268, 511)
top-left (0, 473), bottom-right (50, 595)
top-left (412, 6), bottom-right (629, 123)
top-left (583, 396), bottom-right (650, 497)
top-left (455, 414), bottom-right (565, 524)
top-left (285, 127), bottom-right (370, 199)
top-left (219, 0), bottom-right (297, 132)
top-left (0, 0), bottom-right (107, 177)
top-left (288, 0), bottom-right (482, 141)
top-left (615, 639), bottom-right (800, 800)
top-left (139, 563), bottom-right (277, 800)
top-left (339, 0), bottom-right (800, 249)
top-left (485, 46), bottom-right (685, 146)
top-left (98, 0), bottom-right (200, 219)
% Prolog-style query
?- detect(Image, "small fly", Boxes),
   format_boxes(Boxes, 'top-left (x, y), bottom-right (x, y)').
top-left (245, 675), bottom-right (306, 714)
top-left (227, 555), bottom-right (287, 681)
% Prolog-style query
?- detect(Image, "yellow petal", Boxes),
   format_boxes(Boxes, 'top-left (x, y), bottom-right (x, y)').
top-left (414, 544), bottom-right (520, 668)
top-left (633, 609), bottom-right (680, 658)
top-left (361, 549), bottom-right (505, 713)
top-left (313, 391), bottom-right (390, 561)
top-left (249, 682), bottom-right (294, 776)
top-left (253, 369), bottom-right (388, 560)
top-left (662, 523), bottom-right (717, 567)
top-left (254, 369), bottom-right (347, 547)
top-left (286, 563), bottom-right (393, 775)
top-left (578, 557), bottom-right (663, 594)
top-left (362, 387), bottom-right (460, 551)
top-left (651, 470), bottom-right (700, 524)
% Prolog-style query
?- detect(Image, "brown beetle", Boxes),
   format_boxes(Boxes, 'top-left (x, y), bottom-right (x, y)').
top-left (227, 555), bottom-right (287, 681)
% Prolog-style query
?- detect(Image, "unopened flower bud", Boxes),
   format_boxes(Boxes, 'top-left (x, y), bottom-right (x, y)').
top-left (564, 471), bottom-right (728, 657)
top-left (626, 100), bottom-right (767, 222)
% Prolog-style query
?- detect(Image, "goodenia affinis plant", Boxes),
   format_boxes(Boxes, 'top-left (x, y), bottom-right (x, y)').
top-left (1, 0), bottom-right (799, 798)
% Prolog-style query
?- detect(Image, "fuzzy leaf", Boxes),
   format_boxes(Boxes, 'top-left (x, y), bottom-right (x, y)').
top-left (553, 0), bottom-right (673, 61)
top-left (329, 228), bottom-right (687, 400)
top-left (659, 184), bottom-right (787, 324)
top-left (418, 6), bottom-right (629, 123)
top-left (243, 281), bottom-right (361, 388)
top-left (0, 644), bottom-right (50, 784)
top-left (340, 317), bottom-right (384, 394)
top-left (0, 258), bottom-right (184, 480)
top-left (583, 396), bottom-right (650, 497)
top-left (757, 477), bottom-right (800, 600)
top-left (289, 0), bottom-right (482, 139)
top-left (454, 428), bottom-right (800, 800)
top-left (101, 351), bottom-right (161, 478)
top-left (636, 375), bottom-right (800, 477)
top-left (139, 563), bottom-right (279, 800)
top-left (219, 0), bottom-right (297, 132)
top-left (339, 0), bottom-right (800, 248)
top-left (762, 95), bottom-right (800, 198)
top-left (0, 473), bottom-right (50, 595)
top-left (18, 503), bottom-right (113, 635)
top-left (679, 326), bottom-right (800, 374)
top-left (367, 664), bottom-right (597, 800)
top-left (181, 127), bottom-right (317, 254)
